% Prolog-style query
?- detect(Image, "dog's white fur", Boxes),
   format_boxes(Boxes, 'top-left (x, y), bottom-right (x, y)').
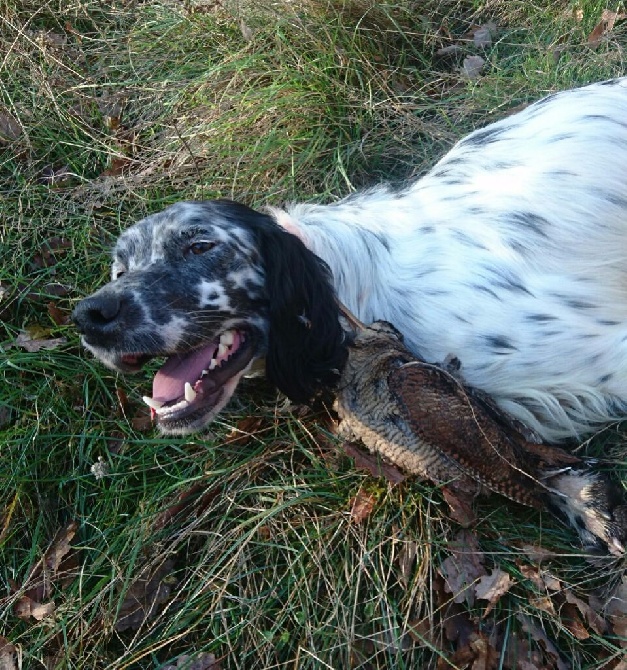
top-left (269, 78), bottom-right (627, 442)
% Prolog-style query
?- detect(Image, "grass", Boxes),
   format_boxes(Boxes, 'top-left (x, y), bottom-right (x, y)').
top-left (1, 0), bottom-right (627, 668)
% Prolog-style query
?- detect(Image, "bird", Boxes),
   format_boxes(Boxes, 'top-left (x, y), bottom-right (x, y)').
top-left (335, 312), bottom-right (627, 556)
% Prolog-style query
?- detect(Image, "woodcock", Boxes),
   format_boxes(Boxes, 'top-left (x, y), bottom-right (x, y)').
top-left (335, 318), bottom-right (627, 556)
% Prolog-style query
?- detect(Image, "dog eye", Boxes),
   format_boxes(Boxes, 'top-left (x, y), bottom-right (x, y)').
top-left (188, 241), bottom-right (216, 255)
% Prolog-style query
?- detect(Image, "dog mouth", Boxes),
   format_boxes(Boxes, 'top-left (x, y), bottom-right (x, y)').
top-left (124, 328), bottom-right (258, 432)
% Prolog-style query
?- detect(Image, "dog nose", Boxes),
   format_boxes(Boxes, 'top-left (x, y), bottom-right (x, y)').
top-left (72, 294), bottom-right (122, 334)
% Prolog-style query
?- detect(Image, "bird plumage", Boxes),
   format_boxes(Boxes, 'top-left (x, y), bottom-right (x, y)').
top-left (336, 320), bottom-right (627, 555)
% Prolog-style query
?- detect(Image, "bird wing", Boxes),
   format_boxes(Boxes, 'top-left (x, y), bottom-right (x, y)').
top-left (387, 361), bottom-right (548, 507)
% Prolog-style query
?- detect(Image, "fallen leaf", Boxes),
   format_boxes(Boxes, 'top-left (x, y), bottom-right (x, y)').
top-left (442, 485), bottom-right (477, 526)
top-left (439, 530), bottom-right (486, 606)
top-left (607, 583), bottom-right (627, 646)
top-left (552, 46), bottom-right (565, 64)
top-left (530, 594), bottom-right (556, 617)
top-left (606, 575), bottom-right (627, 617)
top-left (105, 116), bottom-right (121, 131)
top-left (560, 602), bottom-right (589, 640)
top-left (540, 570), bottom-right (562, 591)
top-left (343, 441), bottom-right (406, 484)
top-left (185, 1), bottom-right (222, 15)
top-left (39, 164), bottom-right (72, 186)
top-left (14, 596), bottom-right (55, 621)
top-left (519, 564), bottom-right (561, 592)
top-left (563, 589), bottom-right (607, 635)
top-left (226, 416), bottom-right (268, 446)
top-left (472, 33), bottom-right (489, 50)
top-left (348, 487), bottom-right (377, 523)
top-left (131, 406), bottom-right (153, 432)
top-left (0, 110), bottom-right (21, 142)
top-left (162, 653), bottom-right (222, 670)
top-left (240, 19), bottom-right (254, 41)
top-left (587, 20), bottom-right (606, 47)
top-left (105, 431), bottom-right (125, 455)
top-left (0, 404), bottom-right (11, 429)
top-left (474, 568), bottom-right (514, 617)
top-left (501, 631), bottom-right (537, 670)
top-left (35, 30), bottom-right (67, 47)
top-left (11, 519), bottom-right (79, 620)
top-left (102, 156), bottom-right (131, 177)
top-left (397, 541), bottom-right (418, 588)
top-left (518, 657), bottom-right (548, 670)
top-left (97, 92), bottom-right (126, 126)
top-left (44, 235), bottom-right (72, 252)
top-left (407, 617), bottom-right (440, 647)
top-left (473, 23), bottom-right (496, 48)
top-left (116, 387), bottom-right (130, 416)
top-left (469, 632), bottom-right (500, 670)
top-left (30, 236), bottom-right (71, 269)
top-left (47, 302), bottom-right (69, 326)
top-left (41, 283), bottom-right (71, 298)
top-left (613, 621), bottom-right (627, 650)
top-left (257, 525), bottom-right (272, 541)
top-left (516, 613), bottom-right (569, 670)
top-left (520, 544), bottom-right (557, 563)
top-left (460, 55), bottom-right (485, 80)
top-left (22, 323), bottom-right (50, 339)
top-left (432, 571), bottom-right (477, 649)
top-left (441, 631), bottom-right (500, 670)
top-left (153, 482), bottom-right (219, 531)
top-left (436, 44), bottom-right (464, 57)
top-left (64, 22), bottom-right (82, 41)
top-left (588, 10), bottom-right (626, 48)
top-left (14, 332), bottom-right (66, 352)
top-left (46, 521), bottom-right (77, 572)
top-left (0, 282), bottom-right (71, 318)
top-left (0, 637), bottom-right (17, 670)
top-left (442, 607), bottom-right (476, 647)
top-left (503, 636), bottom-right (539, 669)
top-left (114, 560), bottom-right (177, 632)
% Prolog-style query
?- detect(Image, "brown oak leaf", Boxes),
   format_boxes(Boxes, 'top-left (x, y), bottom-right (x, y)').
top-left (439, 530), bottom-right (486, 606)
top-left (474, 568), bottom-right (514, 617)
top-left (348, 487), bottom-right (377, 523)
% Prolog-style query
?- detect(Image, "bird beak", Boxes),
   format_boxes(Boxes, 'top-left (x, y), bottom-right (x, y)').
top-left (337, 299), bottom-right (367, 331)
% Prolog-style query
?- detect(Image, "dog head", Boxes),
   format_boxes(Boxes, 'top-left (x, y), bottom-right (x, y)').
top-left (73, 200), bottom-right (346, 434)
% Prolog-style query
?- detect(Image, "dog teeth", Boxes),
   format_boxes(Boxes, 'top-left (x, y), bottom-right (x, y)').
top-left (184, 382), bottom-right (197, 403)
top-left (194, 332), bottom-right (235, 384)
top-left (155, 398), bottom-right (190, 416)
top-left (220, 330), bottom-right (235, 347)
top-left (145, 330), bottom-right (237, 420)
top-left (142, 396), bottom-right (164, 410)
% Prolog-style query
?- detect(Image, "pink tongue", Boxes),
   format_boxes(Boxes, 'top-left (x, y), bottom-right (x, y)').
top-left (152, 343), bottom-right (217, 402)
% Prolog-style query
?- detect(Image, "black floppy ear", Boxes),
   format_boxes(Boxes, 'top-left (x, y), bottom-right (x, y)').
top-left (253, 213), bottom-right (347, 402)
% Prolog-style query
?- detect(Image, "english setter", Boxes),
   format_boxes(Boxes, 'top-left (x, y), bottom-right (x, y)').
top-left (73, 77), bottom-right (627, 442)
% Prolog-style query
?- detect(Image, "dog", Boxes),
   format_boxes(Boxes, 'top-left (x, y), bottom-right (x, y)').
top-left (73, 77), bottom-right (627, 442)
